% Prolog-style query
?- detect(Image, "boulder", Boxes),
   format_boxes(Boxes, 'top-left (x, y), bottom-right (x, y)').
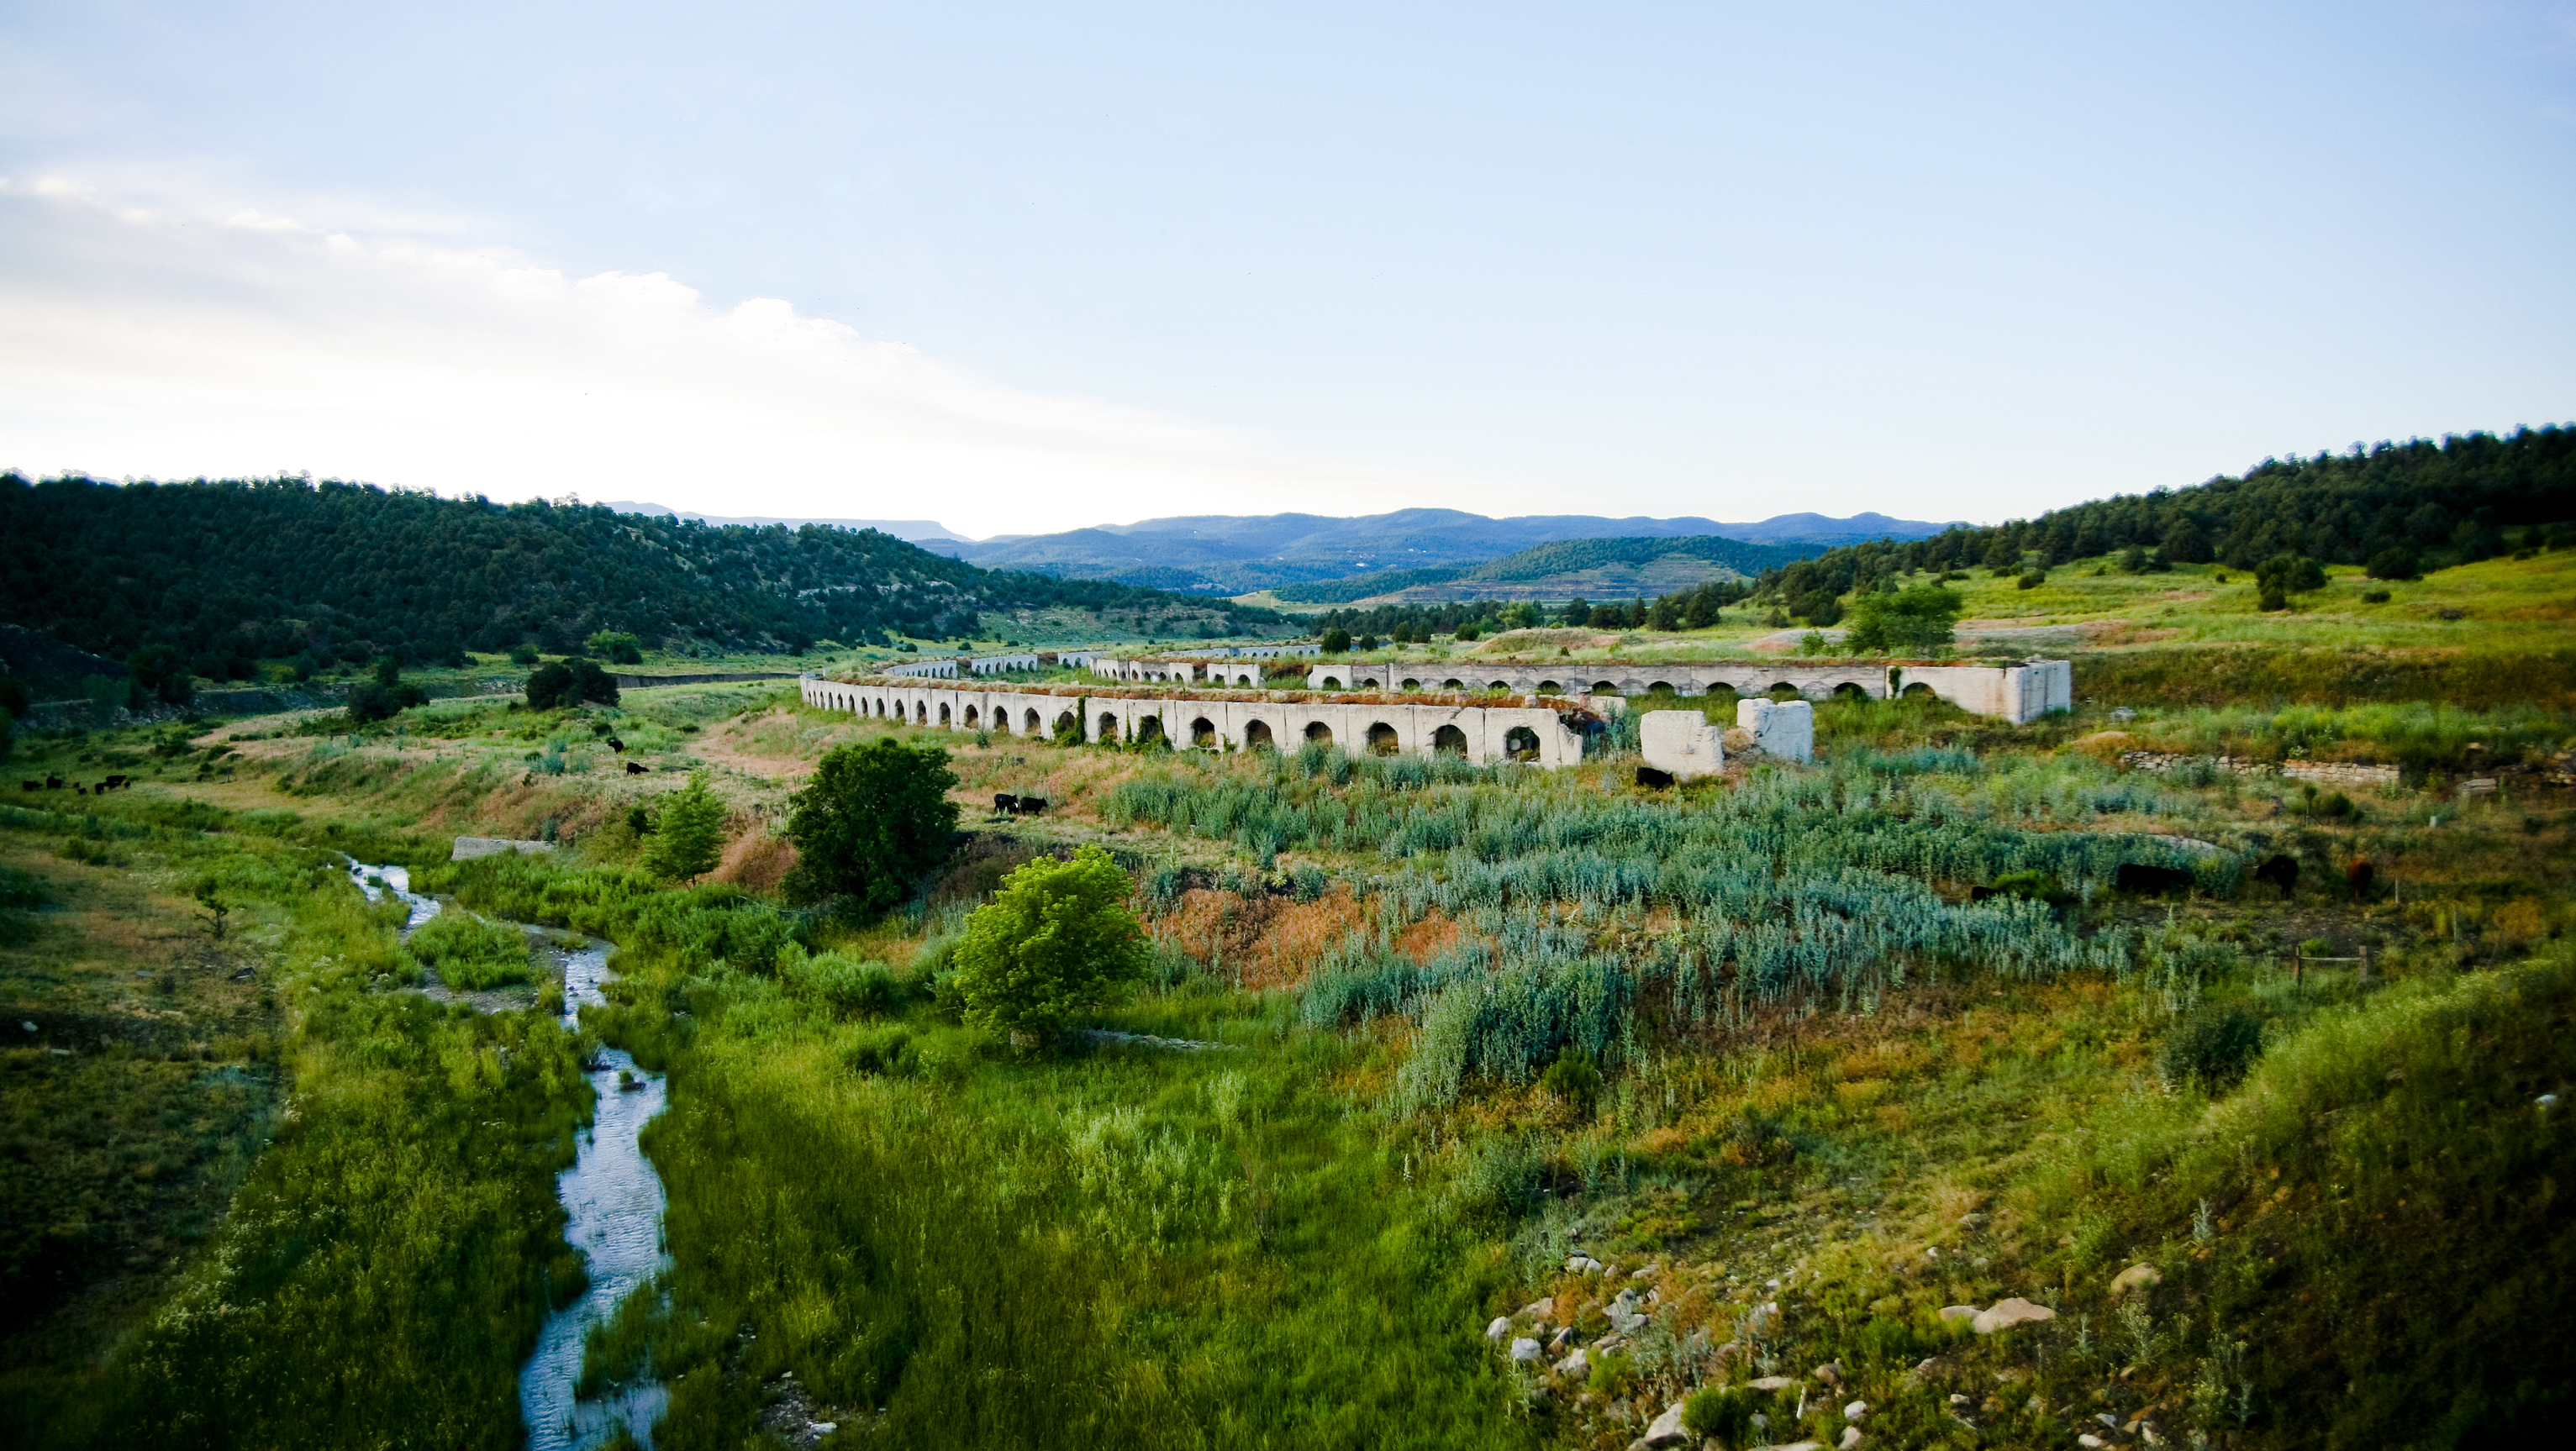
top-left (1555, 1347), bottom-right (1590, 1377)
top-left (2110, 1264), bottom-right (2162, 1298)
top-left (1749, 1375), bottom-right (1798, 1391)
top-left (1509, 1338), bottom-right (1542, 1363)
top-left (1523, 1296), bottom-right (1555, 1317)
top-left (1971, 1298), bottom-right (2057, 1334)
top-left (1549, 1326), bottom-right (1574, 1350)
top-left (1843, 1401), bottom-right (1867, 1420)
top-left (1838, 1427), bottom-right (1864, 1450)
top-left (1811, 1360), bottom-right (1841, 1385)
top-left (1937, 1305), bottom-right (1978, 1322)
top-left (1487, 1316), bottom-right (1512, 1341)
top-left (1630, 1401), bottom-right (1691, 1449)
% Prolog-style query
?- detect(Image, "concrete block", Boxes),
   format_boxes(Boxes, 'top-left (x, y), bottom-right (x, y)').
top-left (1736, 699), bottom-right (1814, 763)
top-left (1639, 710), bottom-right (1725, 780)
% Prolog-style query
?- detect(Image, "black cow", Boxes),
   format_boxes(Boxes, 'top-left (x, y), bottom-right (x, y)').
top-left (2347, 858), bottom-right (2375, 902)
top-left (607, 737), bottom-right (626, 754)
top-left (1634, 766), bottom-right (1675, 789)
top-left (1968, 885), bottom-right (2000, 902)
top-left (45, 776), bottom-right (61, 790)
top-left (994, 793), bottom-right (1020, 815)
top-left (2115, 862), bottom-right (2194, 895)
top-left (1015, 796), bottom-right (1048, 816)
top-left (624, 760), bottom-right (649, 775)
top-left (19, 781), bottom-right (35, 792)
top-left (2253, 854), bottom-right (2298, 897)
top-left (100, 775), bottom-right (127, 791)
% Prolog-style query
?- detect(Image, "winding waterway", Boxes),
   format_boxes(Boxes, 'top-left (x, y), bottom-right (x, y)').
top-left (345, 861), bottom-right (672, 1449)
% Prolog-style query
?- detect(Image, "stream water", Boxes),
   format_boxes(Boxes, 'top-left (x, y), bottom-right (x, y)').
top-left (345, 862), bottom-right (672, 1449)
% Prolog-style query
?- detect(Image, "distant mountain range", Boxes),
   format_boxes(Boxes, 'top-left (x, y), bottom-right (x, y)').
top-left (928, 508), bottom-right (1955, 594)
top-left (1268, 534), bottom-right (1815, 604)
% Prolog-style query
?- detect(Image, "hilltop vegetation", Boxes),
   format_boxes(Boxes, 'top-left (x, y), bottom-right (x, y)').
top-left (0, 475), bottom-right (1277, 691)
top-left (1274, 536), bottom-right (1809, 605)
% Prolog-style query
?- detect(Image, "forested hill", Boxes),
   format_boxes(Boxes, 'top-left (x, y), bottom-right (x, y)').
top-left (0, 475), bottom-right (1263, 676)
top-left (1757, 426), bottom-right (2576, 618)
top-left (1272, 534), bottom-right (1810, 603)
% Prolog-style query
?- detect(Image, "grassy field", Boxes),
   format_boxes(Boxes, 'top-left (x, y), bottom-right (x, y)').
top-left (2, 628), bottom-right (2569, 1448)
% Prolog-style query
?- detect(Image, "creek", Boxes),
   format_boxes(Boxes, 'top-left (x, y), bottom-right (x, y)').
top-left (345, 861), bottom-right (672, 1449)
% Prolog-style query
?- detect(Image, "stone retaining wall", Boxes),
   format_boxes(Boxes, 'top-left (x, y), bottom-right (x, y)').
top-left (1303, 659), bottom-right (2072, 724)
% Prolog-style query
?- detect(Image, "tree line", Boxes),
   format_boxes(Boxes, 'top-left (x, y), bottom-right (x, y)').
top-left (1747, 426), bottom-right (2574, 623)
top-left (0, 475), bottom-right (1277, 690)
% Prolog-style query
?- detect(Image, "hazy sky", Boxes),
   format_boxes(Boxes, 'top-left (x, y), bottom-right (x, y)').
top-left (3, 2), bottom-right (2571, 538)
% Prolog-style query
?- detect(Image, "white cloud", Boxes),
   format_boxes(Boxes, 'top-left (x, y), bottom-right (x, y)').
top-left (0, 178), bottom-right (1529, 537)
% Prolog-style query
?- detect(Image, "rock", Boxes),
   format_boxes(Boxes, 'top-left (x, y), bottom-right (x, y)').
top-left (1773, 1442), bottom-right (1825, 1451)
top-left (1631, 1401), bottom-right (1690, 1449)
top-left (2078, 1437), bottom-right (2105, 1448)
top-left (1937, 1305), bottom-right (1979, 1322)
top-left (1487, 1316), bottom-right (1513, 1341)
top-left (2110, 1264), bottom-right (2162, 1298)
top-left (1838, 1427), bottom-right (1864, 1450)
top-left (1549, 1326), bottom-right (1574, 1350)
top-left (1631, 1263), bottom-right (1662, 1279)
top-left (1950, 1394), bottom-right (1970, 1406)
top-left (1750, 1375), bottom-right (1798, 1391)
top-left (1556, 1347), bottom-right (1590, 1377)
top-left (1957, 1212), bottom-right (1988, 1228)
top-left (1524, 1296), bottom-right (1556, 1317)
top-left (1910, 1356), bottom-right (1947, 1379)
top-left (1509, 1338), bottom-right (1542, 1363)
top-left (1971, 1297), bottom-right (2057, 1334)
top-left (1843, 1400), bottom-right (1867, 1420)
top-left (1812, 1361), bottom-right (1841, 1385)
top-left (811, 1424), bottom-right (836, 1437)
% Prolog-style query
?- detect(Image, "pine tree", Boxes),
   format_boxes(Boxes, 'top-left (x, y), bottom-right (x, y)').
top-left (644, 770), bottom-right (727, 882)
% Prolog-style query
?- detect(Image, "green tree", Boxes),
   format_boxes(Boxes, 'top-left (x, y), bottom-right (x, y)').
top-left (125, 642), bottom-right (191, 705)
top-left (1841, 582), bottom-right (1962, 655)
top-left (781, 740), bottom-right (959, 914)
top-left (525, 658), bottom-right (619, 711)
top-left (643, 770), bottom-right (728, 882)
top-left (1561, 597), bottom-right (1591, 627)
top-left (586, 630), bottom-right (645, 664)
top-left (1319, 628), bottom-right (1351, 654)
top-left (1500, 600), bottom-right (1541, 630)
top-left (951, 845), bottom-right (1149, 1039)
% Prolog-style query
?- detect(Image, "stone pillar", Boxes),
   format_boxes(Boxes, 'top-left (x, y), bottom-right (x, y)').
top-left (1640, 711), bottom-right (1725, 780)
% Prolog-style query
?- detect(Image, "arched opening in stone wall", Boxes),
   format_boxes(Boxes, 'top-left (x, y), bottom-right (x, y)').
top-left (1053, 711), bottom-right (1077, 739)
top-left (1025, 708), bottom-right (1044, 733)
top-left (915, 702), bottom-right (930, 723)
top-left (1432, 724), bottom-right (1468, 756)
top-left (1537, 680), bottom-right (1562, 694)
top-left (1592, 680), bottom-right (1620, 694)
top-left (1647, 681), bottom-right (1674, 695)
top-left (1767, 683), bottom-right (1804, 702)
top-left (1487, 681), bottom-right (1511, 693)
top-left (1503, 726), bottom-right (1541, 762)
top-left (962, 706), bottom-right (979, 728)
top-left (1304, 722), bottom-right (1334, 746)
top-left (939, 703), bottom-right (951, 725)
top-left (1832, 682), bottom-right (1869, 701)
top-left (1190, 716), bottom-right (1216, 748)
top-left (1357, 676), bottom-right (1380, 688)
top-left (1098, 712), bottom-right (1121, 742)
top-left (1400, 678), bottom-right (1420, 691)
top-left (1902, 682), bottom-right (1936, 698)
top-left (1366, 723), bottom-right (1399, 756)
top-left (1135, 717), bottom-right (1166, 747)
top-left (1244, 719), bottom-right (1274, 749)
top-left (1442, 678), bottom-right (1466, 690)
top-left (1320, 676), bottom-right (1343, 689)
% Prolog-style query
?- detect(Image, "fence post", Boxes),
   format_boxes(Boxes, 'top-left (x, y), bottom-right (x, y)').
top-left (2293, 944), bottom-right (2304, 986)
top-left (2358, 944), bottom-right (2372, 985)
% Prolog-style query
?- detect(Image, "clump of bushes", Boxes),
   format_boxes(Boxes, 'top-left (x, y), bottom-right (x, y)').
top-left (2158, 1002), bottom-right (2265, 1091)
top-left (403, 910), bottom-right (534, 990)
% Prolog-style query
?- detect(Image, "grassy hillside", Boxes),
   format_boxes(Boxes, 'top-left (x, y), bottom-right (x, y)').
top-left (1273, 535), bottom-right (1810, 605)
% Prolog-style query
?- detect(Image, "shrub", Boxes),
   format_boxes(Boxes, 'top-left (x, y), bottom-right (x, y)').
top-left (781, 739), bottom-right (960, 915)
top-left (1989, 868), bottom-right (2067, 904)
top-left (2366, 546), bottom-right (2420, 581)
top-left (2157, 1003), bottom-right (2265, 1091)
top-left (585, 630), bottom-right (645, 665)
top-left (403, 910), bottom-right (533, 990)
top-left (1320, 628), bottom-right (1351, 653)
top-left (525, 658), bottom-right (619, 710)
top-left (1683, 1385), bottom-right (1758, 1448)
top-left (1539, 1045), bottom-right (1602, 1111)
top-left (841, 1022), bottom-right (916, 1075)
top-left (2017, 570), bottom-right (2046, 591)
top-left (2362, 588), bottom-right (2391, 604)
top-left (1842, 582), bottom-right (1962, 654)
top-left (642, 771), bottom-right (727, 883)
top-left (793, 951), bottom-right (901, 1016)
top-left (951, 845), bottom-right (1150, 1038)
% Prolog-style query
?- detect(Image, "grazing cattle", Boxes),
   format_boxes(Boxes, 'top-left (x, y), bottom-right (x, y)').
top-left (1014, 796), bottom-right (1048, 816)
top-left (101, 775), bottom-right (127, 791)
top-left (994, 793), bottom-right (1020, 815)
top-left (45, 776), bottom-right (62, 790)
top-left (2115, 862), bottom-right (2194, 895)
top-left (19, 781), bottom-right (35, 792)
top-left (1634, 766), bottom-right (1676, 789)
top-left (607, 737), bottom-right (626, 753)
top-left (1969, 884), bottom-right (2000, 902)
top-left (2253, 854), bottom-right (2299, 897)
top-left (74, 784), bottom-right (87, 795)
top-left (624, 760), bottom-right (649, 775)
top-left (2346, 858), bottom-right (2375, 902)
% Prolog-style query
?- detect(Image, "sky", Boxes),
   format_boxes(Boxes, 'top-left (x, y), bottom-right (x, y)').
top-left (2, 1), bottom-right (2571, 540)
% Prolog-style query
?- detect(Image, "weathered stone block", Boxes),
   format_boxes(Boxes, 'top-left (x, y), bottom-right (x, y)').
top-left (1736, 698), bottom-right (1814, 762)
top-left (1639, 711), bottom-right (1725, 780)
